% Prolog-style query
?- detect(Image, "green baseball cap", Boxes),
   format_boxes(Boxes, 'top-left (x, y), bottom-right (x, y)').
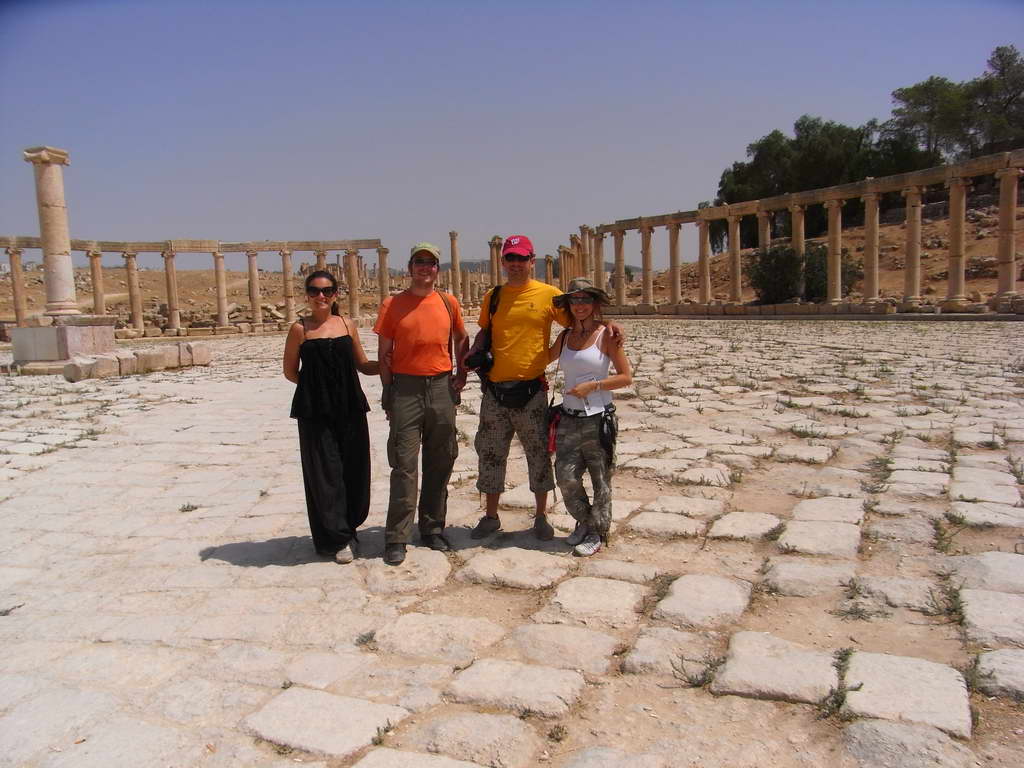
top-left (409, 242), bottom-right (441, 262)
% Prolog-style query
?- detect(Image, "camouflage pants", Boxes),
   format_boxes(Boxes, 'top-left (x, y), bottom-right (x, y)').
top-left (475, 388), bottom-right (554, 495)
top-left (554, 412), bottom-right (614, 536)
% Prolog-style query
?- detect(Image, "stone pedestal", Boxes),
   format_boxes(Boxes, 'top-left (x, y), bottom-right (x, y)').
top-left (11, 314), bottom-right (117, 366)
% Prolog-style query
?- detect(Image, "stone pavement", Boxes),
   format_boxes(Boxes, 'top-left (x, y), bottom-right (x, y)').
top-left (1, 319), bottom-right (1023, 767)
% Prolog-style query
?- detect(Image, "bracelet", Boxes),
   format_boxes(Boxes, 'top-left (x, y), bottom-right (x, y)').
top-left (596, 380), bottom-right (602, 391)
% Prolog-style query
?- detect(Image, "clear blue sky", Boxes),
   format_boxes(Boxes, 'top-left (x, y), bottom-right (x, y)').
top-left (1, 0), bottom-right (1021, 271)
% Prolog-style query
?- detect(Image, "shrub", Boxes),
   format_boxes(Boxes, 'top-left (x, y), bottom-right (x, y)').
top-left (745, 243), bottom-right (863, 304)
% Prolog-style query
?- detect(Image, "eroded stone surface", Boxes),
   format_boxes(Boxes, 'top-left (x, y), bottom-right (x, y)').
top-left (625, 512), bottom-right (705, 538)
top-left (374, 613), bottom-right (506, 667)
top-left (842, 652), bottom-right (971, 739)
top-left (445, 659), bottom-right (585, 717)
top-left (791, 496), bottom-right (865, 524)
top-left (710, 631), bottom-right (837, 704)
top-left (653, 574), bottom-right (751, 628)
top-left (708, 512), bottom-right (781, 540)
top-left (944, 552), bottom-right (1024, 593)
top-left (562, 746), bottom-right (667, 768)
top-left (842, 719), bottom-right (976, 768)
top-left (622, 627), bottom-right (720, 676)
top-left (362, 549), bottom-right (451, 595)
top-left (456, 548), bottom-right (571, 589)
top-left (762, 558), bottom-right (856, 597)
top-left (777, 521), bottom-right (861, 558)
top-left (533, 576), bottom-right (645, 628)
top-left (352, 748), bottom-right (484, 768)
top-left (506, 623), bottom-right (619, 675)
top-left (975, 649), bottom-right (1024, 699)
top-left (405, 713), bottom-right (541, 768)
top-left (960, 589), bottom-right (1024, 646)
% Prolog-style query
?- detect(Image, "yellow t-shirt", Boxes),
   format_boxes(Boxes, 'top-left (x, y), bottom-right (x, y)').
top-left (478, 280), bottom-right (569, 382)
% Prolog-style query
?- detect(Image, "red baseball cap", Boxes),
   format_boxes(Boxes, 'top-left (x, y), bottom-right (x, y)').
top-left (501, 235), bottom-right (534, 257)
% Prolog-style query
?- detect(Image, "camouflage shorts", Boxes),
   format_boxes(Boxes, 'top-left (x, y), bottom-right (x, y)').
top-left (555, 412), bottom-right (614, 535)
top-left (475, 387), bottom-right (554, 495)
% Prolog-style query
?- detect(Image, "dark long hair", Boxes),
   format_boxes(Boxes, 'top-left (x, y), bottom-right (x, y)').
top-left (304, 270), bottom-right (341, 316)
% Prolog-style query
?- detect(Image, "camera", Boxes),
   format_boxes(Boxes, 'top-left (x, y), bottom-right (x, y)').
top-left (465, 348), bottom-right (494, 373)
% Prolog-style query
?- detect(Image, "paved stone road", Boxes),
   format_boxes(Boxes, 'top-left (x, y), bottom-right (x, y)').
top-left (1, 320), bottom-right (1022, 767)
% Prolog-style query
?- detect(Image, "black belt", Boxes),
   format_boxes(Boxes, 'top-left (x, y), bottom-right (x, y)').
top-left (393, 370), bottom-right (452, 381)
top-left (562, 405), bottom-right (611, 418)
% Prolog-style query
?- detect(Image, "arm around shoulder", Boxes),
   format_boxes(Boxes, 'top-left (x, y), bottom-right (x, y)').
top-left (282, 321), bottom-right (304, 383)
top-left (348, 320), bottom-right (380, 376)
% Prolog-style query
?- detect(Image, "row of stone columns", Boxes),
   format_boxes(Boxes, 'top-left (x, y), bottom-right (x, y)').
top-left (576, 166), bottom-right (1020, 309)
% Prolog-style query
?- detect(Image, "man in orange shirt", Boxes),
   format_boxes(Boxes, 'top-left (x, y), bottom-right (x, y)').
top-left (375, 242), bottom-right (469, 565)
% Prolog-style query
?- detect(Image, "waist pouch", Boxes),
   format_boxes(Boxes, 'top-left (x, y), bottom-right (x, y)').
top-left (599, 404), bottom-right (618, 463)
top-left (487, 378), bottom-right (543, 409)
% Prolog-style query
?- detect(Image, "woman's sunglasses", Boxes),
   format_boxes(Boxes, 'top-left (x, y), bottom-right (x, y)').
top-left (568, 295), bottom-right (595, 305)
top-left (306, 286), bottom-right (338, 298)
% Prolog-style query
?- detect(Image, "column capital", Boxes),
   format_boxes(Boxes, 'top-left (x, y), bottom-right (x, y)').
top-left (591, 230), bottom-right (606, 240)
top-left (122, 251), bottom-right (137, 260)
top-left (944, 176), bottom-right (971, 190)
top-left (860, 190), bottom-right (880, 203)
top-left (755, 210), bottom-right (770, 220)
top-left (376, 246), bottom-right (389, 256)
top-left (637, 224), bottom-right (654, 234)
top-left (900, 185), bottom-right (922, 198)
top-left (488, 235), bottom-right (503, 246)
top-left (787, 203), bottom-right (804, 213)
top-left (23, 146), bottom-right (70, 166)
top-left (5, 246), bottom-right (23, 256)
top-left (823, 198), bottom-right (845, 209)
top-left (726, 213), bottom-right (741, 224)
top-left (162, 250), bottom-right (176, 260)
top-left (580, 225), bottom-right (592, 235)
top-left (665, 222), bottom-right (682, 232)
top-left (344, 248), bottom-right (359, 256)
top-left (995, 166), bottom-right (1023, 180)
top-left (570, 234), bottom-right (581, 245)
top-left (86, 249), bottom-right (102, 259)
top-left (278, 248), bottom-right (292, 256)
top-left (244, 249), bottom-right (259, 258)
top-left (449, 231), bottom-right (458, 239)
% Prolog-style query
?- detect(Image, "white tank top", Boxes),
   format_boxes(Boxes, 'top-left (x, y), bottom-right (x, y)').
top-left (559, 326), bottom-right (612, 416)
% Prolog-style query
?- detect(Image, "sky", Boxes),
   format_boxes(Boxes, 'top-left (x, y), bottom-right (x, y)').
top-left (1, 0), bottom-right (1021, 272)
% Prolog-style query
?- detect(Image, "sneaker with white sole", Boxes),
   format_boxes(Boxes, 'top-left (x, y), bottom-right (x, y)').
top-left (574, 533), bottom-right (602, 557)
top-left (335, 540), bottom-right (357, 564)
top-left (566, 521), bottom-right (589, 547)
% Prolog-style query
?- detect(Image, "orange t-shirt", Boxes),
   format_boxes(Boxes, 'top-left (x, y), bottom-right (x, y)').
top-left (374, 290), bottom-right (465, 376)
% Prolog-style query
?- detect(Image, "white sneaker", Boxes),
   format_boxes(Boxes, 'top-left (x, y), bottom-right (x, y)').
top-left (335, 541), bottom-right (357, 564)
top-left (574, 533), bottom-right (602, 557)
top-left (567, 522), bottom-right (589, 547)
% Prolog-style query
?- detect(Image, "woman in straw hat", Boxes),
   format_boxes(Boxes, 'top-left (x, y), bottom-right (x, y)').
top-left (548, 278), bottom-right (632, 556)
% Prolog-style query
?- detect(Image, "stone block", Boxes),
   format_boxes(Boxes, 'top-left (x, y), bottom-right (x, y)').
top-left (762, 557), bottom-right (856, 597)
top-left (186, 327), bottom-right (213, 336)
top-left (90, 354), bottom-right (119, 378)
top-left (214, 325), bottom-right (240, 334)
top-left (842, 651), bottom-right (971, 739)
top-left (186, 341), bottom-right (212, 366)
top-left (653, 574), bottom-right (751, 628)
top-left (361, 548), bottom-right (450, 595)
top-left (161, 344), bottom-right (181, 368)
top-left (63, 356), bottom-right (96, 382)
top-left (706, 304), bottom-right (724, 315)
top-left (134, 349), bottom-right (165, 373)
top-left (642, 495), bottom-right (724, 518)
top-left (406, 713), bottom-right (541, 768)
top-left (710, 631), bottom-right (837, 704)
top-left (113, 328), bottom-right (141, 339)
top-left (791, 497), bottom-right (864, 525)
top-left (842, 720), bottom-right (976, 768)
top-left (445, 659), bottom-right (585, 717)
top-left (583, 559), bottom-right (666, 585)
top-left (948, 480), bottom-right (1019, 505)
top-left (177, 342), bottom-right (193, 367)
top-left (506, 623), bottom-right (619, 675)
top-left (949, 500), bottom-right (1024, 527)
top-left (373, 612), bottom-right (505, 667)
top-left (563, 747), bottom-right (667, 768)
top-left (944, 552), bottom-right (1024, 594)
top-left (622, 627), bottom-right (720, 676)
top-left (975, 649), bottom-right (1024, 699)
top-left (352, 747), bottom-right (490, 767)
top-left (708, 512), bottom-right (781, 540)
top-left (532, 576), bottom-right (645, 628)
top-left (625, 512), bottom-right (705, 538)
top-left (456, 548), bottom-right (571, 590)
top-left (961, 589), bottom-right (1024, 646)
top-left (144, 327), bottom-right (162, 337)
top-left (114, 350), bottom-right (137, 376)
top-left (778, 521), bottom-right (860, 558)
top-left (636, 304), bottom-right (656, 314)
top-left (245, 688), bottom-right (409, 758)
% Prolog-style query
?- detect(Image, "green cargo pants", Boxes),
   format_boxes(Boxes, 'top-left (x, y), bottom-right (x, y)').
top-left (384, 371), bottom-right (459, 544)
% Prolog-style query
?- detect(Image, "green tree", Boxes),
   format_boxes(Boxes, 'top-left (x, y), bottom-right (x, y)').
top-left (744, 243), bottom-right (863, 304)
top-left (889, 76), bottom-right (971, 157)
top-left (970, 44), bottom-right (1024, 152)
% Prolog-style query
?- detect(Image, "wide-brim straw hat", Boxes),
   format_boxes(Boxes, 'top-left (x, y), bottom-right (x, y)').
top-left (553, 277), bottom-right (611, 308)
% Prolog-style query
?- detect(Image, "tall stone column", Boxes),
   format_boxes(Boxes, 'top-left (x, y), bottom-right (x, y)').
top-left (593, 232), bottom-right (606, 294)
top-left (213, 251), bottom-right (229, 327)
top-left (246, 249), bottom-right (262, 325)
top-left (639, 226), bottom-right (653, 306)
top-left (123, 251), bottom-right (144, 331)
top-left (579, 226), bottom-right (591, 280)
top-left (557, 247), bottom-right (568, 291)
top-left (488, 236), bottom-right (501, 286)
top-left (995, 167), bottom-right (1022, 303)
top-left (315, 250), bottom-right (327, 271)
top-left (667, 223), bottom-right (681, 305)
top-left (377, 247), bottom-right (389, 305)
top-left (23, 146), bottom-right (78, 315)
top-left (944, 177), bottom-right (969, 309)
top-left (824, 199), bottom-right (843, 305)
top-left (613, 230), bottom-right (626, 305)
top-left (87, 248), bottom-right (105, 315)
top-left (757, 211), bottom-right (771, 250)
top-left (448, 231), bottom-right (461, 298)
top-left (345, 249), bottom-right (360, 318)
top-left (461, 268), bottom-right (470, 304)
top-left (727, 214), bottom-right (742, 303)
top-left (788, 204), bottom-right (806, 299)
top-left (698, 219), bottom-right (711, 304)
top-left (545, 254), bottom-right (554, 285)
top-left (280, 249), bottom-right (295, 322)
top-left (5, 247), bottom-right (28, 326)
top-left (901, 186), bottom-right (922, 308)
top-left (162, 250), bottom-right (181, 330)
top-left (861, 192), bottom-right (880, 303)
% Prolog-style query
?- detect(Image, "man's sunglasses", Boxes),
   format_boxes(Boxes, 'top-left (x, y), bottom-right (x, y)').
top-left (306, 286), bottom-right (338, 297)
top-left (503, 253), bottom-right (532, 263)
top-left (411, 259), bottom-right (438, 267)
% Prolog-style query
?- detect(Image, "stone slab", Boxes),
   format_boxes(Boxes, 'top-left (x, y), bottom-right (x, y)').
top-left (778, 521), bottom-right (860, 558)
top-left (362, 548), bottom-right (451, 595)
top-left (374, 612), bottom-right (506, 668)
top-left (948, 481), bottom-right (1020, 505)
top-left (708, 512), bottom-right (781, 540)
top-left (842, 652), bottom-right (971, 739)
top-left (532, 576), bottom-right (645, 628)
top-left (406, 713), bottom-right (540, 768)
top-left (352, 748), bottom-right (483, 768)
top-left (506, 623), bottom-right (619, 675)
top-left (858, 576), bottom-right (937, 613)
top-left (762, 557), bottom-right (856, 597)
top-left (948, 500), bottom-right (1024, 527)
top-left (775, 445), bottom-right (834, 464)
top-left (710, 631), bottom-right (838, 704)
top-left (445, 659), bottom-right (585, 717)
top-left (640, 495), bottom-right (725, 518)
top-left (562, 747), bottom-right (667, 768)
top-left (622, 626), bottom-right (720, 676)
top-left (842, 719), bottom-right (976, 768)
top-left (944, 552), bottom-right (1024, 593)
top-left (791, 496), bottom-right (865, 525)
top-left (625, 512), bottom-right (705, 538)
top-left (243, 687), bottom-right (409, 758)
top-left (653, 574), bottom-right (751, 628)
top-left (456, 548), bottom-right (571, 590)
top-left (960, 589), bottom-right (1024, 646)
top-left (583, 559), bottom-right (666, 584)
top-left (975, 649), bottom-right (1024, 699)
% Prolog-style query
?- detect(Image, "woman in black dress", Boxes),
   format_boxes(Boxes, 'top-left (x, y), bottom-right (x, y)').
top-left (283, 270), bottom-right (378, 563)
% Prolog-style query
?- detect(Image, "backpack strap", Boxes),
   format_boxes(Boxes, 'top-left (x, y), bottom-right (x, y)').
top-left (437, 291), bottom-right (455, 370)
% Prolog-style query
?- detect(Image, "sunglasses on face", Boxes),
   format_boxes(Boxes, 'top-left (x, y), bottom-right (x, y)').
top-left (568, 295), bottom-right (594, 305)
top-left (411, 259), bottom-right (438, 267)
top-left (503, 253), bottom-right (531, 263)
top-left (306, 285), bottom-right (337, 297)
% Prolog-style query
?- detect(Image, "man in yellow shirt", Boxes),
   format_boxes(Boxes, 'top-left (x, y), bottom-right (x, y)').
top-left (466, 235), bottom-right (569, 540)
